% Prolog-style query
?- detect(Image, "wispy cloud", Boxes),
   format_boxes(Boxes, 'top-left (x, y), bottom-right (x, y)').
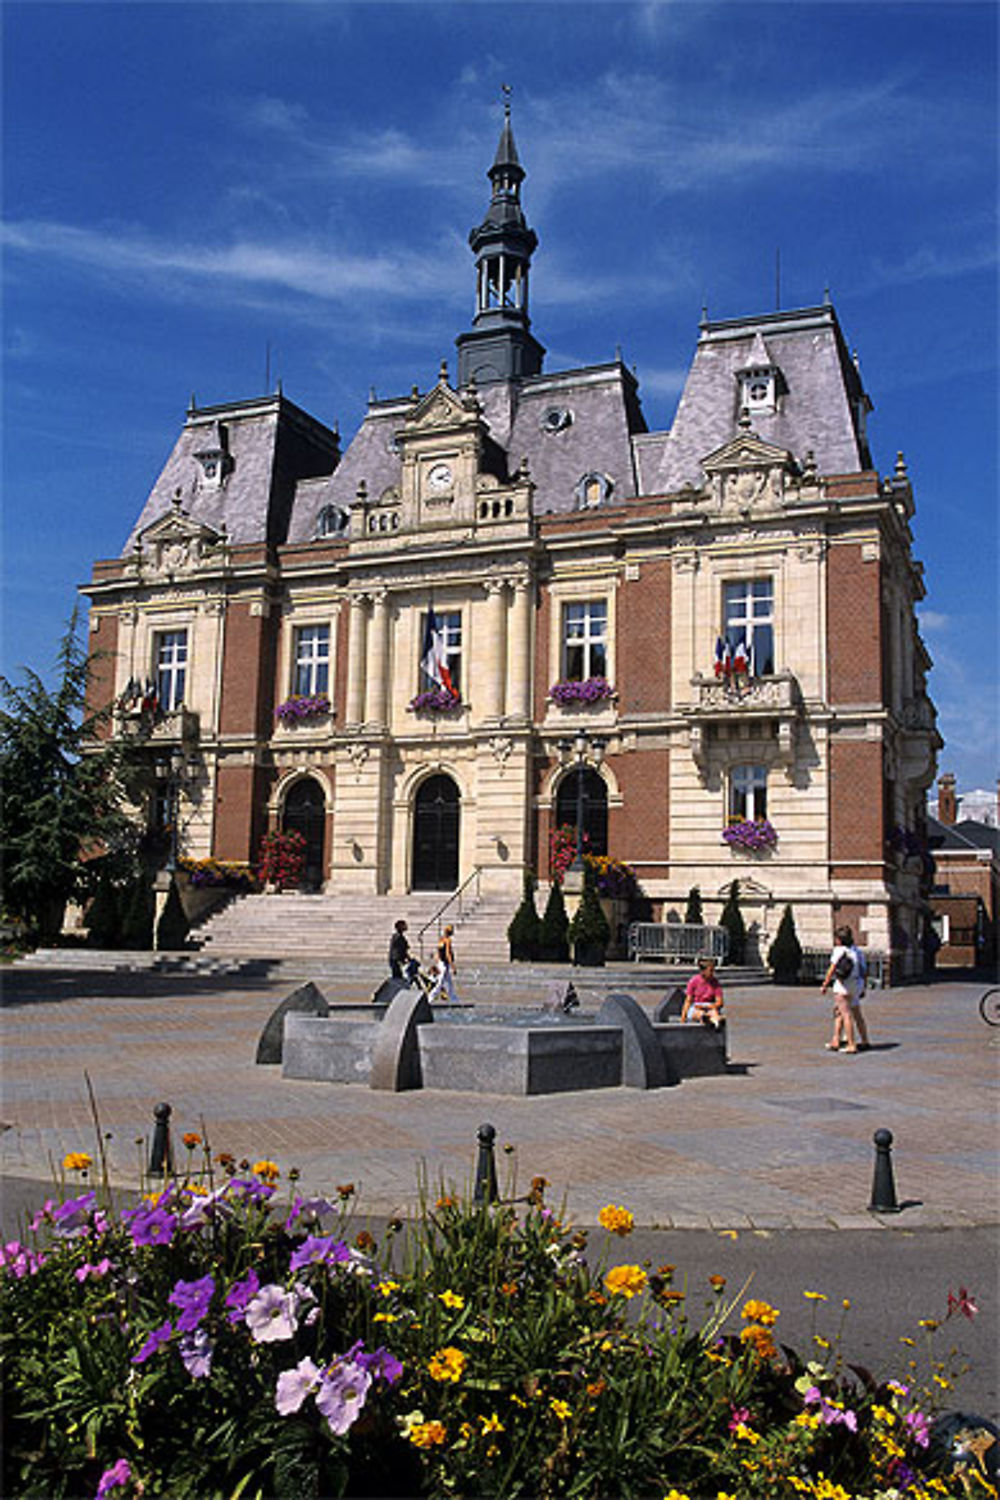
top-left (917, 609), bottom-right (950, 633)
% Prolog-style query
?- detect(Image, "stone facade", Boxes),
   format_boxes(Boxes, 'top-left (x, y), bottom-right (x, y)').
top-left (83, 112), bottom-right (940, 975)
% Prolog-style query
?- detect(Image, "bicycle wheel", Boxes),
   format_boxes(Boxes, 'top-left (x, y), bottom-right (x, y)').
top-left (979, 988), bottom-right (1000, 1026)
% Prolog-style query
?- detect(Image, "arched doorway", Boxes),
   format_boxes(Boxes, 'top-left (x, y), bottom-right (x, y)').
top-left (556, 767), bottom-right (608, 858)
top-left (412, 774), bottom-right (460, 891)
top-left (281, 777), bottom-right (327, 890)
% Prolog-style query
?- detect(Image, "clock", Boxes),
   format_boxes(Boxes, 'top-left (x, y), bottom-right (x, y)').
top-left (426, 462), bottom-right (453, 493)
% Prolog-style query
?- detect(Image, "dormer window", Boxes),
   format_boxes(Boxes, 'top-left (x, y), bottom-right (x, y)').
top-left (315, 504), bottom-right (348, 539)
top-left (739, 367), bottom-right (777, 415)
top-left (194, 424), bottom-right (231, 490)
top-left (576, 472), bottom-right (614, 509)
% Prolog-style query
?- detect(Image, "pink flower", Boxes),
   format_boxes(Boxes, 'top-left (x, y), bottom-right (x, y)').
top-left (728, 1405), bottom-right (751, 1432)
top-left (95, 1457), bottom-right (131, 1497)
top-left (904, 1408), bottom-right (931, 1448)
top-left (75, 1258), bottom-right (112, 1282)
top-left (947, 1286), bottom-right (978, 1320)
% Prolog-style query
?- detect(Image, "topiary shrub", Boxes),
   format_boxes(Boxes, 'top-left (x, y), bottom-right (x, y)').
top-left (568, 862), bottom-right (611, 967)
top-left (768, 904), bottom-right (803, 983)
top-left (122, 877), bottom-right (155, 950)
top-left (719, 880), bottom-right (746, 965)
top-left (539, 881), bottom-right (570, 964)
top-left (155, 879), bottom-right (190, 951)
top-left (684, 886), bottom-right (704, 925)
top-left (507, 871), bottom-right (543, 962)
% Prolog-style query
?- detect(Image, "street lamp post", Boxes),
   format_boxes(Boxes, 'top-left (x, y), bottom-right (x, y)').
top-left (557, 732), bottom-right (608, 874)
top-left (154, 747), bottom-right (199, 874)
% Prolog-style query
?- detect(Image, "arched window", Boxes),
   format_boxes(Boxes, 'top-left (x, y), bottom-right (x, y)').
top-left (556, 767), bottom-right (608, 858)
top-left (412, 774), bottom-right (461, 891)
top-left (315, 504), bottom-right (348, 539)
top-left (281, 777), bottom-right (327, 889)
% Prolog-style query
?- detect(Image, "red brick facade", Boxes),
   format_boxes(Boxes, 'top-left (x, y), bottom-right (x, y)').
top-left (827, 542), bottom-right (882, 704)
top-left (829, 739), bottom-right (884, 873)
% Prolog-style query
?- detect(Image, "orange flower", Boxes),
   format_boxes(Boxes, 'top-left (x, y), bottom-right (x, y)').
top-left (597, 1203), bottom-right (634, 1236)
top-left (252, 1159), bottom-right (279, 1181)
top-left (428, 1346), bottom-right (466, 1383)
top-left (182, 1132), bottom-right (202, 1149)
top-left (408, 1420), bottom-right (447, 1448)
top-left (740, 1323), bottom-right (777, 1360)
top-left (604, 1264), bottom-right (648, 1299)
top-left (336, 1182), bottom-right (355, 1199)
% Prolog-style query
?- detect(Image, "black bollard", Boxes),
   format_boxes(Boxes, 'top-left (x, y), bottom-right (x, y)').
top-left (149, 1101), bottom-right (174, 1176)
top-left (473, 1122), bottom-right (498, 1205)
top-left (868, 1127), bottom-right (901, 1213)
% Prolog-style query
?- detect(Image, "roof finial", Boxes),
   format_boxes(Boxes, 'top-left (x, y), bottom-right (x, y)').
top-left (501, 81), bottom-right (512, 118)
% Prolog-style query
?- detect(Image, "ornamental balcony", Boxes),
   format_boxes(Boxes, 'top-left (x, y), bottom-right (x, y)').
top-left (680, 670), bottom-right (801, 774)
top-left (115, 704), bottom-right (200, 746)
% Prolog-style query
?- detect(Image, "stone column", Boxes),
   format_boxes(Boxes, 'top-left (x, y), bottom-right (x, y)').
top-left (365, 590), bottom-right (390, 726)
top-left (346, 595), bottom-right (367, 725)
top-left (506, 576), bottom-right (532, 720)
top-left (481, 579), bottom-right (507, 720)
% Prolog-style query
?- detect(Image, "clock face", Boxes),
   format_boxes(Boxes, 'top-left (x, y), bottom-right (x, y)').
top-left (427, 462), bottom-right (453, 492)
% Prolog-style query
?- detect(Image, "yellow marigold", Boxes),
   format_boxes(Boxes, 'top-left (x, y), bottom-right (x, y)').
top-left (932, 1374), bottom-right (951, 1389)
top-left (376, 1279), bottom-right (399, 1297)
top-left (63, 1152), bottom-right (92, 1172)
top-left (604, 1263), bottom-right (648, 1299)
top-left (479, 1413), bottom-right (504, 1434)
top-left (793, 1410), bottom-right (822, 1430)
top-left (872, 1404), bottom-right (895, 1424)
top-left (409, 1420), bottom-right (447, 1449)
top-left (598, 1203), bottom-right (635, 1236)
top-left (733, 1423), bottom-right (760, 1445)
top-left (550, 1398), bottom-right (573, 1421)
top-left (438, 1289), bottom-right (465, 1309)
top-left (918, 1318), bottom-right (940, 1330)
top-left (740, 1323), bottom-right (777, 1360)
top-left (812, 1479), bottom-right (851, 1500)
top-left (435, 1194), bottom-right (456, 1210)
top-left (663, 1491), bottom-right (692, 1500)
top-left (803, 1290), bottom-right (828, 1302)
top-left (252, 1159), bottom-right (280, 1181)
top-left (500, 1281), bottom-right (519, 1296)
top-left (182, 1132), bottom-right (202, 1149)
top-left (373, 1312), bottom-right (398, 1323)
top-left (741, 1298), bottom-right (779, 1327)
top-left (428, 1346), bottom-right (466, 1383)
top-left (586, 1378), bottom-right (607, 1397)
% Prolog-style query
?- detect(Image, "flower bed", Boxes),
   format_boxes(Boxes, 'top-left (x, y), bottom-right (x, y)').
top-left (275, 694), bottom-right (331, 724)
top-left (408, 689), bottom-right (463, 714)
top-left (2, 1152), bottom-right (985, 1499)
top-left (548, 676), bottom-right (615, 706)
top-left (257, 829), bottom-right (307, 890)
top-left (723, 818), bottom-right (779, 852)
top-left (177, 857), bottom-right (258, 891)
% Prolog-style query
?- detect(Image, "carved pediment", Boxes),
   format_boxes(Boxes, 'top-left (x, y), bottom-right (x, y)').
top-left (405, 381), bottom-right (476, 434)
top-left (138, 500), bottom-right (227, 577)
top-left (700, 430), bottom-right (798, 515)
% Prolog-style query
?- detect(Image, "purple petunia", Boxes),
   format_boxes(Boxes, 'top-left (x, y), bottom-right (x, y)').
top-left (284, 1195), bottom-right (336, 1231)
top-left (95, 1457), bottom-right (132, 1497)
top-left (178, 1327), bottom-right (214, 1379)
top-left (409, 688), bottom-right (462, 714)
top-left (315, 1358), bottom-right (372, 1436)
top-left (245, 1284), bottom-right (299, 1343)
top-left (548, 677), bottom-right (615, 706)
top-left (127, 1207), bottom-right (176, 1249)
top-left (275, 1356), bottom-right (323, 1415)
top-left (275, 694), bottom-right (331, 723)
top-left (1, 1240), bottom-right (46, 1279)
top-left (350, 1341), bottom-right (403, 1386)
top-left (225, 1267), bottom-right (261, 1323)
top-left (75, 1258), bottom-right (112, 1283)
top-left (52, 1192), bottom-right (97, 1237)
top-left (228, 1178), bottom-right (276, 1206)
top-left (168, 1274), bottom-right (215, 1332)
top-left (722, 818), bottom-right (779, 851)
top-left (289, 1235), bottom-right (351, 1272)
top-left (131, 1320), bottom-right (173, 1366)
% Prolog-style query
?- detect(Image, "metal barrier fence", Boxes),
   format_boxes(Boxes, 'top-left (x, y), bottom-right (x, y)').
top-left (627, 923), bottom-right (729, 964)
top-left (800, 949), bottom-right (889, 989)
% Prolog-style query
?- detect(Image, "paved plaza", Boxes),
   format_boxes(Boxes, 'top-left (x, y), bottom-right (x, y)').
top-left (2, 963), bottom-right (996, 1232)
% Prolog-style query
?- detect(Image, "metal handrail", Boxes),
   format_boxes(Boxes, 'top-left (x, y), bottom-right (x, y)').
top-left (416, 866), bottom-right (483, 960)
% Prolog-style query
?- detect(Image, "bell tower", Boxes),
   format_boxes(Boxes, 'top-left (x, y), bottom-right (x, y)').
top-left (456, 95), bottom-right (545, 387)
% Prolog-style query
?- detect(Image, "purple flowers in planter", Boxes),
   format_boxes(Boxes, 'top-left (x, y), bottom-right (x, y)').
top-left (548, 677), bottom-right (614, 706)
top-left (722, 819), bottom-right (778, 851)
top-left (409, 689), bottom-right (462, 713)
top-left (275, 694), bottom-right (331, 724)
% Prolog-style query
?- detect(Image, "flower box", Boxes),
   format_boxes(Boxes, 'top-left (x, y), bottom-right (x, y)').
top-left (275, 694), bottom-right (331, 725)
top-left (722, 819), bottom-right (778, 852)
top-left (548, 677), bottom-right (615, 707)
top-left (408, 690), bottom-right (464, 714)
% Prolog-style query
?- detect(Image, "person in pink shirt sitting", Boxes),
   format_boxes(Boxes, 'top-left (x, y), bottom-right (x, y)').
top-left (681, 956), bottom-right (725, 1029)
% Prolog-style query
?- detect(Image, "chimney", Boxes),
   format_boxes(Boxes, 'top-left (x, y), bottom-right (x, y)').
top-left (937, 773), bottom-right (957, 826)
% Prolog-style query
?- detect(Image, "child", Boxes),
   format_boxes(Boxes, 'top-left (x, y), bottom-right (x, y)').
top-left (681, 956), bottom-right (725, 1029)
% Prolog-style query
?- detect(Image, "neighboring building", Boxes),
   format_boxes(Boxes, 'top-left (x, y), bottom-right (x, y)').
top-left (83, 108), bottom-right (941, 974)
top-left (927, 773), bottom-right (999, 967)
top-left (928, 779), bottom-right (999, 829)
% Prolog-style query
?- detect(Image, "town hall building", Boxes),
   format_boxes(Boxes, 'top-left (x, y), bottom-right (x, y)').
top-left (84, 107), bottom-right (940, 974)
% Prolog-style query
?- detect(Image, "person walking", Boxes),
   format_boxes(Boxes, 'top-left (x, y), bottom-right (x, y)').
top-left (849, 934), bottom-right (872, 1050)
top-left (820, 925), bottom-right (860, 1053)
top-left (388, 919), bottom-right (419, 984)
top-left (428, 924), bottom-right (459, 1004)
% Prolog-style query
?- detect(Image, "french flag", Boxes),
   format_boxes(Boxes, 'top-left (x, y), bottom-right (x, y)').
top-left (714, 637), bottom-right (727, 679)
top-left (732, 636), bottom-right (749, 675)
top-left (421, 607), bottom-right (455, 696)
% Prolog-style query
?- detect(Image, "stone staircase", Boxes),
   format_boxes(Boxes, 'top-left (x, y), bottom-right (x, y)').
top-left (193, 889), bottom-right (514, 966)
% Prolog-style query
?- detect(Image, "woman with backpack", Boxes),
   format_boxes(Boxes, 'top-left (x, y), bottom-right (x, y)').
top-left (820, 925), bottom-right (863, 1053)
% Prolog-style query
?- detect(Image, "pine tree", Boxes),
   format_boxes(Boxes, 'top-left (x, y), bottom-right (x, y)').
top-left (684, 886), bottom-right (704, 924)
top-left (507, 870), bottom-right (543, 961)
top-left (568, 861), bottom-right (611, 964)
top-left (719, 881), bottom-right (747, 965)
top-left (0, 612), bottom-right (141, 942)
top-left (768, 904), bottom-right (803, 984)
top-left (540, 881), bottom-right (570, 963)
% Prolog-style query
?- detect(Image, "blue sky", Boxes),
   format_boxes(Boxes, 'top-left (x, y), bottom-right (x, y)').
top-left (3, 1), bottom-right (997, 795)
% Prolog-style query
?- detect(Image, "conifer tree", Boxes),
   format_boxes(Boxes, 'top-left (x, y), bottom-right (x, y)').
top-left (568, 860), bottom-right (611, 964)
top-left (507, 870), bottom-right (543, 961)
top-left (540, 880), bottom-right (570, 963)
top-left (767, 904), bottom-right (803, 984)
top-left (684, 886), bottom-right (704, 924)
top-left (719, 880), bottom-right (747, 965)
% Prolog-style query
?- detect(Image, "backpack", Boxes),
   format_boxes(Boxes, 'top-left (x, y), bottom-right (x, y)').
top-left (833, 951), bottom-right (854, 981)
